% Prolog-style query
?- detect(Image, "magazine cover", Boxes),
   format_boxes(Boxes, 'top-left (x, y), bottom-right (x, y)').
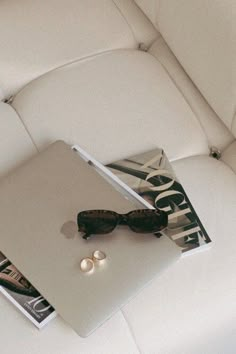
top-left (0, 251), bottom-right (8, 267)
top-left (106, 148), bottom-right (212, 255)
top-left (0, 255), bottom-right (56, 328)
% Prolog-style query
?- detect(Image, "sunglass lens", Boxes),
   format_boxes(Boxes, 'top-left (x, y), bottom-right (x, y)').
top-left (77, 210), bottom-right (117, 235)
top-left (127, 209), bottom-right (168, 233)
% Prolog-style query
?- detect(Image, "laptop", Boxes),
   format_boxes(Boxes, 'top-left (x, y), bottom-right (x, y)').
top-left (0, 141), bottom-right (180, 337)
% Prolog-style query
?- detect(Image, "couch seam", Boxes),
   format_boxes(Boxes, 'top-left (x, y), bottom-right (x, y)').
top-left (155, 0), bottom-right (161, 28)
top-left (148, 39), bottom-right (216, 150)
top-left (132, 0), bottom-right (161, 47)
top-left (149, 36), bottom-right (235, 151)
top-left (230, 110), bottom-right (236, 132)
top-left (120, 309), bottom-right (143, 354)
top-left (111, 0), bottom-right (138, 43)
top-left (156, 0), bottom-right (161, 30)
top-left (11, 48), bottom-right (136, 100)
top-left (221, 157), bottom-right (236, 176)
top-left (221, 139), bottom-right (236, 176)
top-left (9, 104), bottom-right (39, 153)
top-left (112, 0), bottom-right (159, 49)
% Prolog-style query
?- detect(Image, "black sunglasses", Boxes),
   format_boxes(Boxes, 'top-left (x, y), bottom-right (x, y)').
top-left (77, 209), bottom-right (168, 240)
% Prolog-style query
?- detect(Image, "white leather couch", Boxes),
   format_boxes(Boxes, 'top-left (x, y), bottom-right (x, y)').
top-left (0, 1), bottom-right (235, 353)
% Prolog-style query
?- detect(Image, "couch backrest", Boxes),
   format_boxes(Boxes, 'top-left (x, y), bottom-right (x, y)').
top-left (136, 0), bottom-right (235, 136)
top-left (0, 0), bottom-right (137, 101)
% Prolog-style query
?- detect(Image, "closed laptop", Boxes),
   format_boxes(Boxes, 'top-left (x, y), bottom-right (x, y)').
top-left (0, 141), bottom-right (180, 337)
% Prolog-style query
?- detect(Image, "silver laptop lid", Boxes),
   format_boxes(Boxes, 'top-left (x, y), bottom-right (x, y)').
top-left (0, 141), bottom-right (180, 336)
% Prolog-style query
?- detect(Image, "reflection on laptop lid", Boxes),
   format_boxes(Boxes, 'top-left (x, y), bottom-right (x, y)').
top-left (0, 141), bottom-right (180, 337)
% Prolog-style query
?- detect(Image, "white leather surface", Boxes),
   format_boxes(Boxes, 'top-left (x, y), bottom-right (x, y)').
top-left (123, 155), bottom-right (236, 354)
top-left (149, 37), bottom-right (234, 151)
top-left (158, 0), bottom-right (234, 131)
top-left (135, 0), bottom-right (160, 29)
top-left (0, 0), bottom-right (136, 99)
top-left (1, 144), bottom-right (235, 354)
top-left (0, 102), bottom-right (37, 178)
top-left (1, 1), bottom-right (235, 352)
top-left (222, 141), bottom-right (236, 174)
top-left (12, 50), bottom-right (209, 163)
top-left (0, 297), bottom-right (140, 354)
top-left (233, 113), bottom-right (236, 137)
top-left (113, 0), bottom-right (159, 46)
top-left (0, 87), bottom-right (4, 102)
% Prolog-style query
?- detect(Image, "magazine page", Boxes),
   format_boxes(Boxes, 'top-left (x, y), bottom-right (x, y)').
top-left (0, 257), bottom-right (56, 328)
top-left (106, 148), bottom-right (212, 255)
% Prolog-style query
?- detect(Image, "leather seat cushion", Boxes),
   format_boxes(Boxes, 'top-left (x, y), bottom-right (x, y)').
top-left (0, 301), bottom-right (140, 354)
top-left (0, 0), bottom-right (136, 100)
top-left (122, 155), bottom-right (236, 353)
top-left (0, 102), bottom-right (37, 178)
top-left (157, 0), bottom-right (234, 133)
top-left (222, 141), bottom-right (236, 174)
top-left (0, 50), bottom-right (235, 352)
top-left (11, 50), bottom-right (209, 163)
top-left (149, 37), bottom-right (234, 151)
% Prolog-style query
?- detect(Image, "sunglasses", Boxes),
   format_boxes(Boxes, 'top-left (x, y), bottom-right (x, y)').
top-left (77, 209), bottom-right (168, 240)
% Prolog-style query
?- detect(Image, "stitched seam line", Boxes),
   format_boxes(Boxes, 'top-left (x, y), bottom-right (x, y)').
top-left (156, 0), bottom-right (162, 29)
top-left (221, 140), bottom-right (236, 176)
top-left (9, 104), bottom-right (39, 153)
top-left (11, 48), bottom-right (135, 99)
top-left (230, 110), bottom-right (236, 131)
top-left (155, 62), bottom-right (210, 144)
top-left (148, 39), bottom-right (218, 149)
top-left (111, 0), bottom-right (138, 43)
top-left (221, 156), bottom-right (236, 177)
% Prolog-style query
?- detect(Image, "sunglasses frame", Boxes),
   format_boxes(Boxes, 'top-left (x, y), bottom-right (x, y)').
top-left (77, 209), bottom-right (168, 240)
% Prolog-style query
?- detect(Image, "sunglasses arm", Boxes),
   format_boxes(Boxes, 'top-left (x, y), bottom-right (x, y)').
top-left (154, 226), bottom-right (167, 238)
top-left (82, 232), bottom-right (92, 240)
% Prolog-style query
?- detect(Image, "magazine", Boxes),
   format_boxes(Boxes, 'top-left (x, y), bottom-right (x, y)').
top-left (72, 145), bottom-right (211, 255)
top-left (0, 252), bottom-right (56, 328)
top-left (0, 251), bottom-right (8, 267)
top-left (105, 148), bottom-right (212, 255)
